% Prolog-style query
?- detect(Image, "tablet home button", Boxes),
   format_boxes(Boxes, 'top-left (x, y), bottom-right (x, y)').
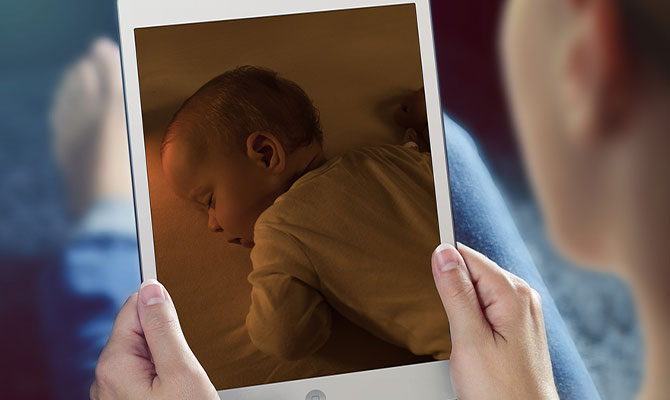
top-left (305, 389), bottom-right (326, 400)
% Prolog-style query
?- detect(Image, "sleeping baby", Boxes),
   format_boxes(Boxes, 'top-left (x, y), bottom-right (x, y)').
top-left (161, 66), bottom-right (450, 361)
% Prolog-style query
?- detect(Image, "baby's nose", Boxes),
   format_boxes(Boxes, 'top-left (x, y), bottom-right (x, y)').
top-left (207, 210), bottom-right (223, 232)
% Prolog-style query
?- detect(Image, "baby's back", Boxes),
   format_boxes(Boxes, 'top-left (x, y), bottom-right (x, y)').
top-left (250, 144), bottom-right (450, 359)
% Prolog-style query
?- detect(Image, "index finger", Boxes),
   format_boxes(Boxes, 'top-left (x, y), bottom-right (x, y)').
top-left (457, 243), bottom-right (533, 317)
top-left (99, 293), bottom-right (148, 361)
top-left (456, 243), bottom-right (510, 285)
top-left (109, 293), bottom-right (143, 340)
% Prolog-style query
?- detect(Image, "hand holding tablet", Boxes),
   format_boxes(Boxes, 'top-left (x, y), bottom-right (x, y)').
top-left (432, 244), bottom-right (558, 400)
top-left (90, 281), bottom-right (218, 400)
top-left (92, 244), bottom-right (558, 399)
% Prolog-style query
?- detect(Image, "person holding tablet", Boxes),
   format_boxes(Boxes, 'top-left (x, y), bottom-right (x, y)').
top-left (91, 0), bottom-right (668, 399)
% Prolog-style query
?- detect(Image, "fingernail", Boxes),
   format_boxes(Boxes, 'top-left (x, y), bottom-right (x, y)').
top-left (140, 279), bottom-right (165, 306)
top-left (432, 243), bottom-right (461, 272)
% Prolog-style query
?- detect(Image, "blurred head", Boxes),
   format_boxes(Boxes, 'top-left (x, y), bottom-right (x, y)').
top-left (501, 0), bottom-right (669, 271)
top-left (161, 66), bottom-right (323, 247)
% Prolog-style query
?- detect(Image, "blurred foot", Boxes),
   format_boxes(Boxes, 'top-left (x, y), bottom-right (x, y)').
top-left (51, 38), bottom-right (132, 218)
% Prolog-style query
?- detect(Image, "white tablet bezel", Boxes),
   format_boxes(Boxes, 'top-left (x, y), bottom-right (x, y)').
top-left (117, 0), bottom-right (456, 398)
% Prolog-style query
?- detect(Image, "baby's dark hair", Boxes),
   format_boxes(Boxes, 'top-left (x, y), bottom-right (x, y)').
top-left (162, 66), bottom-right (323, 157)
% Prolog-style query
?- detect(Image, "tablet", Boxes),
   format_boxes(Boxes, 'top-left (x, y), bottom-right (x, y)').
top-left (117, 1), bottom-right (456, 398)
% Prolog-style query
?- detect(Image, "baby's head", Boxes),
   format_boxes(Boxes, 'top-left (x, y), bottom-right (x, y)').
top-left (161, 66), bottom-right (324, 248)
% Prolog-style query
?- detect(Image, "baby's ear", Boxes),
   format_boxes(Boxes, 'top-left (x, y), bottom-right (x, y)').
top-left (246, 132), bottom-right (286, 173)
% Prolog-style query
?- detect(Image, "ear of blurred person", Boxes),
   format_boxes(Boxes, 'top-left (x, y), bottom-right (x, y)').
top-left (501, 0), bottom-right (669, 272)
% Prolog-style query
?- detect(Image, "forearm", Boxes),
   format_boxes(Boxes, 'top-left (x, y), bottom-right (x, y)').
top-left (246, 272), bottom-right (332, 360)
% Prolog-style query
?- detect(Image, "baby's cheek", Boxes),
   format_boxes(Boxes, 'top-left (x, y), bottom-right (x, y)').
top-left (219, 205), bottom-right (255, 237)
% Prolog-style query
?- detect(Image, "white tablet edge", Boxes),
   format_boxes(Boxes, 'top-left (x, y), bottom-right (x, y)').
top-left (117, 0), bottom-right (456, 398)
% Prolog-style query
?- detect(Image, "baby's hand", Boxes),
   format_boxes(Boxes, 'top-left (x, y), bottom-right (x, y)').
top-left (394, 88), bottom-right (429, 151)
top-left (393, 88), bottom-right (427, 135)
top-left (401, 129), bottom-right (420, 152)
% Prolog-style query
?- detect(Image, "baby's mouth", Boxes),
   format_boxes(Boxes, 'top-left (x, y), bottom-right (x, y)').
top-left (228, 238), bottom-right (255, 249)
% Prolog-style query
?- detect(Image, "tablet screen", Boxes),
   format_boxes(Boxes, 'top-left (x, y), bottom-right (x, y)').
top-left (134, 3), bottom-right (450, 391)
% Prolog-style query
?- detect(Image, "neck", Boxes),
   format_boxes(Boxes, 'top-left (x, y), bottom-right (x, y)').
top-left (624, 207), bottom-right (669, 399)
top-left (628, 266), bottom-right (670, 400)
top-left (616, 88), bottom-right (670, 399)
top-left (303, 150), bottom-right (327, 174)
top-left (285, 142), bottom-right (326, 189)
top-left (629, 177), bottom-right (670, 400)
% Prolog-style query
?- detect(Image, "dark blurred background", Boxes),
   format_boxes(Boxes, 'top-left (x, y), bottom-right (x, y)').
top-left (0, 1), bottom-right (641, 399)
top-left (2, 2), bottom-right (120, 399)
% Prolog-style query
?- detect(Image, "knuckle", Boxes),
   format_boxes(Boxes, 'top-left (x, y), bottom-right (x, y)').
top-left (94, 357), bottom-right (106, 381)
top-left (513, 278), bottom-right (534, 300)
top-left (529, 288), bottom-right (544, 319)
top-left (509, 278), bottom-right (545, 318)
top-left (93, 360), bottom-right (114, 391)
top-left (123, 292), bottom-right (138, 307)
top-left (530, 288), bottom-right (542, 306)
top-left (89, 382), bottom-right (98, 400)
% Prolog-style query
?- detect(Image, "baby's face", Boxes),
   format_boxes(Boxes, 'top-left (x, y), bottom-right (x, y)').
top-left (162, 135), bottom-right (276, 248)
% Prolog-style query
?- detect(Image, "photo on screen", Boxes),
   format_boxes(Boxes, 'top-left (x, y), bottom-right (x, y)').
top-left (135, 3), bottom-right (450, 390)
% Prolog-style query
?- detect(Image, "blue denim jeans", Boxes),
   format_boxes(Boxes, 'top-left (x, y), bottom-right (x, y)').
top-left (39, 114), bottom-right (599, 399)
top-left (443, 114), bottom-right (599, 399)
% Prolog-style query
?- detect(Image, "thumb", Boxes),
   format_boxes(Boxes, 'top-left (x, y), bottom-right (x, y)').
top-left (431, 243), bottom-right (489, 343)
top-left (137, 279), bottom-right (199, 376)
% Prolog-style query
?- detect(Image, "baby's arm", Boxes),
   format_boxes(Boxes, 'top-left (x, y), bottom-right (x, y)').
top-left (246, 230), bottom-right (331, 361)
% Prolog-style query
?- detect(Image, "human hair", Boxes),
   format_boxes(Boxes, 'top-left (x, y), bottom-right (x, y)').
top-left (161, 66), bottom-right (323, 157)
top-left (617, 0), bottom-right (670, 77)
